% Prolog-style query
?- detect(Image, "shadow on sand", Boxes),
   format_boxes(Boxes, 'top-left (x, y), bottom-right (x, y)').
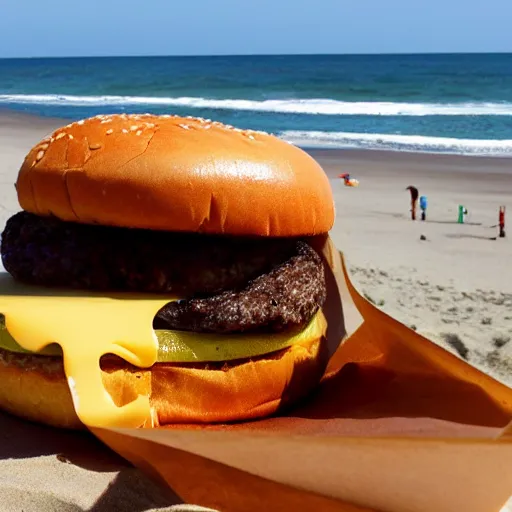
top-left (425, 220), bottom-right (483, 226)
top-left (0, 411), bottom-right (180, 510)
top-left (445, 233), bottom-right (497, 241)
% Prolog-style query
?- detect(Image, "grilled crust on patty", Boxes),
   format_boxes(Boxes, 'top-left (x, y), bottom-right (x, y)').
top-left (155, 241), bottom-right (326, 333)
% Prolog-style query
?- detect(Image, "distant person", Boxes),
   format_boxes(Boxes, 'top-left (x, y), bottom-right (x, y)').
top-left (499, 205), bottom-right (506, 238)
top-left (406, 186), bottom-right (419, 220)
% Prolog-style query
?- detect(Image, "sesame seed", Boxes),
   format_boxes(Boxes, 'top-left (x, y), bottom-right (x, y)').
top-left (248, 135), bottom-right (255, 140)
top-left (55, 133), bottom-right (66, 140)
top-left (77, 120), bottom-right (85, 125)
top-left (68, 134), bottom-right (74, 139)
top-left (130, 125), bottom-right (138, 131)
top-left (178, 124), bottom-right (190, 130)
top-left (89, 143), bottom-right (102, 150)
top-left (40, 143), bottom-right (49, 150)
top-left (122, 129), bottom-right (128, 134)
top-left (36, 150), bottom-right (44, 161)
top-left (146, 123), bottom-right (155, 128)
top-left (106, 129), bottom-right (113, 135)
top-left (100, 119), bottom-right (112, 124)
top-left (136, 130), bottom-right (142, 136)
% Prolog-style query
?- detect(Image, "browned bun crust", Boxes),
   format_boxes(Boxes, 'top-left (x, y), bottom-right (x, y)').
top-left (0, 334), bottom-right (327, 429)
top-left (16, 115), bottom-right (335, 237)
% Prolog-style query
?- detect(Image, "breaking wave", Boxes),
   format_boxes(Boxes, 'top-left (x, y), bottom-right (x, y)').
top-left (1, 94), bottom-right (512, 116)
top-left (279, 130), bottom-right (512, 156)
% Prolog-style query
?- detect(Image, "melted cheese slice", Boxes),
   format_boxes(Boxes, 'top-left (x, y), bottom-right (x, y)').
top-left (0, 273), bottom-right (177, 429)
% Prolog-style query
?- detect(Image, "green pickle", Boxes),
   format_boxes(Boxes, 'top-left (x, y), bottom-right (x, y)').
top-left (0, 312), bottom-right (325, 363)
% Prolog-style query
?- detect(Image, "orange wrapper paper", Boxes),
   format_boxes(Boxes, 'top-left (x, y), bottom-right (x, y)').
top-left (91, 236), bottom-right (512, 512)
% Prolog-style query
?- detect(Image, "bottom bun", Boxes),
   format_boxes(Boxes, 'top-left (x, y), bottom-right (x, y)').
top-left (0, 334), bottom-right (327, 429)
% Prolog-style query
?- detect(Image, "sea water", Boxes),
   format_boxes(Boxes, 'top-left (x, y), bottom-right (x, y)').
top-left (1, 53), bottom-right (512, 156)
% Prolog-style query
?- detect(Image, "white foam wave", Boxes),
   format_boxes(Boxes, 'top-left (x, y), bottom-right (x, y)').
top-left (279, 130), bottom-right (512, 156)
top-left (1, 94), bottom-right (512, 116)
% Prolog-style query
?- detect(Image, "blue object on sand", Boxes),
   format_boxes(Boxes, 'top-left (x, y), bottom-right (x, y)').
top-left (419, 196), bottom-right (428, 211)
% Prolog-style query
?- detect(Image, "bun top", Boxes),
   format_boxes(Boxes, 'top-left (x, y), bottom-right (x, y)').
top-left (16, 114), bottom-right (335, 237)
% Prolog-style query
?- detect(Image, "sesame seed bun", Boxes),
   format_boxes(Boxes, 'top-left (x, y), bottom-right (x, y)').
top-left (15, 114), bottom-right (335, 237)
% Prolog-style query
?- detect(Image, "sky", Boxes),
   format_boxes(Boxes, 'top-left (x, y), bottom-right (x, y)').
top-left (0, 0), bottom-right (511, 58)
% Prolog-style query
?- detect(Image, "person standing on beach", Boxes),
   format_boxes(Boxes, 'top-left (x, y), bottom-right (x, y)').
top-left (406, 186), bottom-right (419, 220)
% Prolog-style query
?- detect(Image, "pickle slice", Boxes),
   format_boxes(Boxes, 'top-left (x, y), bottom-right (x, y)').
top-left (0, 312), bottom-right (325, 363)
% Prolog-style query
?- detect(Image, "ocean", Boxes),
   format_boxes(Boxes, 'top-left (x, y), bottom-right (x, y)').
top-left (1, 53), bottom-right (512, 156)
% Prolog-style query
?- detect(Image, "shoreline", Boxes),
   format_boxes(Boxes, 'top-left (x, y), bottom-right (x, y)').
top-left (2, 109), bottom-right (512, 162)
top-left (308, 147), bottom-right (512, 171)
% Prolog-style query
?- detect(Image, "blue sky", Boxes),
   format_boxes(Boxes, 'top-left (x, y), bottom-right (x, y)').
top-left (1, 0), bottom-right (511, 58)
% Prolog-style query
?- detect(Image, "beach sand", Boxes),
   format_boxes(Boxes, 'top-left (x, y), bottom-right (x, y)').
top-left (0, 113), bottom-right (510, 511)
top-left (313, 148), bottom-right (512, 388)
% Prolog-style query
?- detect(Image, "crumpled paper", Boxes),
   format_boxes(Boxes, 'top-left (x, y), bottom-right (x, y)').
top-left (91, 237), bottom-right (512, 512)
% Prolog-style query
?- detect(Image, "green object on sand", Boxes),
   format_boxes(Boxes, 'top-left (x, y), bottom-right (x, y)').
top-left (458, 205), bottom-right (467, 224)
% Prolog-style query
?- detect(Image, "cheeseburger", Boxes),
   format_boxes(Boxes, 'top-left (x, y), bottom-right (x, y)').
top-left (0, 114), bottom-right (335, 430)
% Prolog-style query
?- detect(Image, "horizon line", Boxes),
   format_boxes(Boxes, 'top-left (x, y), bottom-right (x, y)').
top-left (1, 50), bottom-right (512, 60)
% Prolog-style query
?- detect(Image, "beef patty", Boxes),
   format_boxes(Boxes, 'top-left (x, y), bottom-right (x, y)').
top-left (1, 212), bottom-right (327, 334)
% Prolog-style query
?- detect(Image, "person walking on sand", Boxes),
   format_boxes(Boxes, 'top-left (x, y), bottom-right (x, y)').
top-left (406, 186), bottom-right (419, 220)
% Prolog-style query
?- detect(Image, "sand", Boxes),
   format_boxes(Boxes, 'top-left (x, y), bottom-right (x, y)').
top-left (311, 148), bottom-right (512, 388)
top-left (0, 112), bottom-right (510, 511)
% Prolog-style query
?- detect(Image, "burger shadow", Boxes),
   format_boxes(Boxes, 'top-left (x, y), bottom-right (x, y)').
top-left (86, 471), bottom-right (183, 511)
top-left (0, 474), bottom-right (180, 512)
top-left (278, 361), bottom-right (511, 430)
top-left (0, 409), bottom-right (126, 470)
top-left (0, 410), bottom-right (181, 510)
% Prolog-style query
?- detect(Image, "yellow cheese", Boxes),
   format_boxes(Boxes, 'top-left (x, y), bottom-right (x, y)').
top-left (0, 273), bottom-right (176, 429)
